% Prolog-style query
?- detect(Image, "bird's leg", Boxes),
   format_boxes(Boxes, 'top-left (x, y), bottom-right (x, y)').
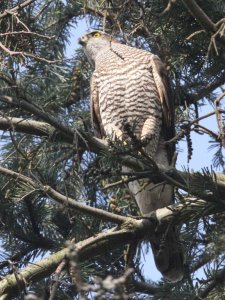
top-left (104, 124), bottom-right (124, 141)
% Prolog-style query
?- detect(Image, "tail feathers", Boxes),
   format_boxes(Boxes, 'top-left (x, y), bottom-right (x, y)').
top-left (150, 227), bottom-right (184, 283)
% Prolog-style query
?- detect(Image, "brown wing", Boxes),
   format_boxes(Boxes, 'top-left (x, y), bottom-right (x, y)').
top-left (150, 54), bottom-right (175, 162)
top-left (90, 72), bottom-right (105, 138)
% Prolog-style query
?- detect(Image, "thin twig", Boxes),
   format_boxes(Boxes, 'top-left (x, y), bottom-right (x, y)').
top-left (160, 0), bottom-right (176, 16)
top-left (0, 42), bottom-right (62, 64)
top-left (49, 258), bottom-right (68, 300)
top-left (0, 31), bottom-right (55, 40)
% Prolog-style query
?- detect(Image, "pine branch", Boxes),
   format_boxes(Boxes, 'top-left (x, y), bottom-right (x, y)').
top-left (0, 165), bottom-right (224, 231)
top-left (197, 266), bottom-right (225, 299)
top-left (0, 121), bottom-right (225, 204)
top-left (0, 225), bottom-right (145, 299)
top-left (0, 166), bottom-right (128, 225)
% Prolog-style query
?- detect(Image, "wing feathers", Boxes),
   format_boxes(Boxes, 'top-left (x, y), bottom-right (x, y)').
top-left (150, 55), bottom-right (175, 161)
top-left (90, 73), bottom-right (105, 138)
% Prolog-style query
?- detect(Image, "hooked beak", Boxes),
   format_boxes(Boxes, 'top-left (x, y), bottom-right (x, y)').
top-left (78, 35), bottom-right (88, 46)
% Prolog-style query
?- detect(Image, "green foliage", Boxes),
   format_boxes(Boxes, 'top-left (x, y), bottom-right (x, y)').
top-left (0, 0), bottom-right (225, 299)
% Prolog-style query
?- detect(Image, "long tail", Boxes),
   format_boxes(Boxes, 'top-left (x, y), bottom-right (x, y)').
top-left (123, 143), bottom-right (184, 282)
top-left (150, 226), bottom-right (183, 282)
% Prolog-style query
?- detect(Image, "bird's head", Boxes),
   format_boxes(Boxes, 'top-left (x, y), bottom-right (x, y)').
top-left (78, 30), bottom-right (116, 65)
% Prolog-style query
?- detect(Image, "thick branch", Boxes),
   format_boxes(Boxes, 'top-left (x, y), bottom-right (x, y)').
top-left (0, 223), bottom-right (145, 299)
top-left (0, 96), bottom-right (74, 141)
top-left (0, 166), bottom-right (127, 224)
top-left (1, 191), bottom-right (223, 299)
top-left (131, 280), bottom-right (159, 295)
top-left (1, 115), bottom-right (225, 202)
top-left (0, 117), bottom-right (72, 143)
top-left (182, 0), bottom-right (216, 33)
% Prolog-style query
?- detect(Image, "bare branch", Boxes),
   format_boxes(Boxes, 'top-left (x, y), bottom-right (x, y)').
top-left (0, 31), bottom-right (55, 40)
top-left (0, 0), bottom-right (36, 19)
top-left (0, 117), bottom-right (72, 143)
top-left (49, 258), bottom-right (68, 300)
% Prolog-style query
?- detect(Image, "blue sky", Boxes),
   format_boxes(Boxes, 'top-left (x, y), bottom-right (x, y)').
top-left (66, 21), bottom-right (221, 282)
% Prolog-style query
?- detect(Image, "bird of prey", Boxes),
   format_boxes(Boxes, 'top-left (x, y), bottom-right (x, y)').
top-left (79, 30), bottom-right (183, 282)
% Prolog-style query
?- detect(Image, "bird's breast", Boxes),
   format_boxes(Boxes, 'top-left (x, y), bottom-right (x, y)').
top-left (97, 60), bottom-right (162, 136)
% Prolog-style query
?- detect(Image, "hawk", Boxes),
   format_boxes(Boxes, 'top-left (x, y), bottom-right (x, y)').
top-left (79, 30), bottom-right (184, 282)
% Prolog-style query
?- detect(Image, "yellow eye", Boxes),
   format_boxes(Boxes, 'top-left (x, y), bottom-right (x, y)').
top-left (93, 32), bottom-right (101, 38)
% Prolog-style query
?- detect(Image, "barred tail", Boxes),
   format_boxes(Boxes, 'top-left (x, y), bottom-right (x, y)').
top-left (123, 142), bottom-right (184, 282)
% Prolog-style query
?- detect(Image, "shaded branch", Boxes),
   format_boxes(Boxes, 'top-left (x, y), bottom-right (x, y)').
top-left (181, 0), bottom-right (216, 33)
top-left (131, 280), bottom-right (159, 295)
top-left (197, 266), bottom-right (225, 299)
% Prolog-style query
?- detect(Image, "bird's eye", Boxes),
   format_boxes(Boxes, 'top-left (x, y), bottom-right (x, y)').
top-left (93, 32), bottom-right (101, 38)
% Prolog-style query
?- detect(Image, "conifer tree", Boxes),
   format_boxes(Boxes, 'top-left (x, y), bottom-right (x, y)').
top-left (0, 0), bottom-right (225, 299)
